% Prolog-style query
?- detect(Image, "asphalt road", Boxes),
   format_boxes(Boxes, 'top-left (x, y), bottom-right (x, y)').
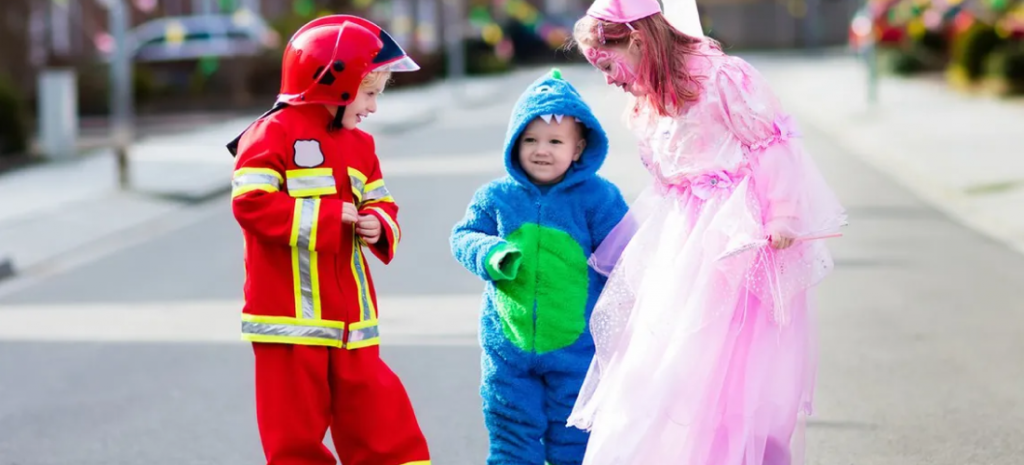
top-left (1, 62), bottom-right (1022, 465)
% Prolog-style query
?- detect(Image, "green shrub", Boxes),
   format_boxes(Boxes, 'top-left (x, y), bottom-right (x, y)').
top-left (877, 47), bottom-right (927, 75)
top-left (465, 39), bottom-right (512, 75)
top-left (984, 40), bottom-right (1024, 94)
top-left (0, 74), bottom-right (29, 156)
top-left (949, 22), bottom-right (1005, 81)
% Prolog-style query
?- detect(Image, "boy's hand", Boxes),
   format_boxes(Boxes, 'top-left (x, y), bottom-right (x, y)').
top-left (356, 214), bottom-right (382, 244)
top-left (485, 243), bottom-right (522, 281)
top-left (342, 202), bottom-right (359, 224)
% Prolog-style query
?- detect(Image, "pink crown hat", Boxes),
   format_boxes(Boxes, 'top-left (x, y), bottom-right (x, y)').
top-left (586, 0), bottom-right (705, 38)
top-left (586, 0), bottom-right (661, 23)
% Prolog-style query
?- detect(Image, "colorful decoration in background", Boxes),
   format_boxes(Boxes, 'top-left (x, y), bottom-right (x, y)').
top-left (495, 37), bottom-right (515, 60)
top-left (293, 0), bottom-right (316, 17)
top-left (504, 0), bottom-right (571, 51)
top-left (232, 7), bottom-right (254, 27)
top-left (466, 0), bottom-right (572, 57)
top-left (851, 0), bottom-right (971, 47)
top-left (849, 0), bottom-right (1024, 95)
top-left (198, 55), bottom-right (220, 76)
top-left (858, 0), bottom-right (1024, 45)
top-left (165, 19), bottom-right (187, 47)
top-left (991, 0), bottom-right (1024, 38)
top-left (93, 31), bottom-right (115, 54)
top-left (134, 0), bottom-right (159, 12)
top-left (415, 0), bottom-right (439, 52)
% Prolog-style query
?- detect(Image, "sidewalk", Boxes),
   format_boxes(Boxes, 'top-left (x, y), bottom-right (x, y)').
top-left (0, 75), bottom-right (511, 281)
top-left (750, 52), bottom-right (1024, 256)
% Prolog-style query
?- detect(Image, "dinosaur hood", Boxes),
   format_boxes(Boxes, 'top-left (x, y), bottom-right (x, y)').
top-left (503, 68), bottom-right (609, 191)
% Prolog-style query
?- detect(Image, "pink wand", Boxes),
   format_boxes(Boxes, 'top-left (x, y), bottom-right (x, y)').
top-left (715, 232), bottom-right (843, 261)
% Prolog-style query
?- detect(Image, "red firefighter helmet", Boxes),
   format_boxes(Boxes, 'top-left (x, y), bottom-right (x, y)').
top-left (277, 15), bottom-right (419, 107)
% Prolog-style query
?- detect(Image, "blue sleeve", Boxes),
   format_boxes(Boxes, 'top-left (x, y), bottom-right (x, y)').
top-left (588, 178), bottom-right (629, 248)
top-left (450, 185), bottom-right (523, 282)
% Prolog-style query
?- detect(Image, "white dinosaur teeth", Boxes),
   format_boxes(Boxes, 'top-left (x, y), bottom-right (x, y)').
top-left (540, 114), bottom-right (553, 124)
top-left (554, 114), bottom-right (564, 124)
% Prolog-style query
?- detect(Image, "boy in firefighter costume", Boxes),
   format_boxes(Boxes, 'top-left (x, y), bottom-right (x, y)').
top-left (449, 69), bottom-right (629, 465)
top-left (226, 15), bottom-right (430, 465)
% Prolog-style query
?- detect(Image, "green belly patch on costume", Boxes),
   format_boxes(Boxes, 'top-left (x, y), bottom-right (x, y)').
top-left (494, 223), bottom-right (589, 353)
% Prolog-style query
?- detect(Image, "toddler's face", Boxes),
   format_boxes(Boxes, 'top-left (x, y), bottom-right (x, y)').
top-left (341, 78), bottom-right (386, 130)
top-left (517, 116), bottom-right (586, 186)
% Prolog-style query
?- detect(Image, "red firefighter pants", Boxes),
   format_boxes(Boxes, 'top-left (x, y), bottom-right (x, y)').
top-left (252, 343), bottom-right (430, 465)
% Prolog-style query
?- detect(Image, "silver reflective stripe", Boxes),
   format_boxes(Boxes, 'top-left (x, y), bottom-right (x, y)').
top-left (296, 199), bottom-right (316, 319)
top-left (348, 324), bottom-right (380, 344)
top-left (367, 206), bottom-right (400, 243)
top-left (287, 176), bottom-right (335, 191)
top-left (364, 185), bottom-right (391, 202)
top-left (352, 242), bottom-right (374, 321)
top-left (234, 173), bottom-right (280, 189)
top-left (350, 176), bottom-right (365, 198)
top-left (242, 321), bottom-right (343, 341)
top-left (368, 204), bottom-right (399, 244)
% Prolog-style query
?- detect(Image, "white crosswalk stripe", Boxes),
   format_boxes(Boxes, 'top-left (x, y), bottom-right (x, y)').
top-left (0, 294), bottom-right (483, 345)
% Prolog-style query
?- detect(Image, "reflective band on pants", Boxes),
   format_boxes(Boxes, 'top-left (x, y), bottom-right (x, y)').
top-left (348, 324), bottom-right (380, 345)
top-left (242, 320), bottom-right (344, 341)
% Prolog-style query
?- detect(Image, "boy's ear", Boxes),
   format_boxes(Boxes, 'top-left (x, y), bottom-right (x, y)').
top-left (574, 139), bottom-right (587, 161)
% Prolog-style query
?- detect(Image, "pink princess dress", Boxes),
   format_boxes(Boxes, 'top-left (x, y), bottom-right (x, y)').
top-left (567, 43), bottom-right (847, 465)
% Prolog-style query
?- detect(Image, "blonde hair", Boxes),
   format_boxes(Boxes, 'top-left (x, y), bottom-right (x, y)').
top-left (571, 13), bottom-right (716, 117)
top-left (362, 70), bottom-right (391, 89)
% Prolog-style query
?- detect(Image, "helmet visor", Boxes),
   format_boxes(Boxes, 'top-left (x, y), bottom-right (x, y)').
top-left (371, 28), bottom-right (420, 72)
top-left (378, 55), bottom-right (420, 72)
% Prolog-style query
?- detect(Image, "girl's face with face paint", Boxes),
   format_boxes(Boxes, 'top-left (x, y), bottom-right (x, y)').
top-left (583, 45), bottom-right (644, 96)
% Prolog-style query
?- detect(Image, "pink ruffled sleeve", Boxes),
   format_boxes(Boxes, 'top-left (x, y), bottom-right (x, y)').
top-left (715, 60), bottom-right (847, 238)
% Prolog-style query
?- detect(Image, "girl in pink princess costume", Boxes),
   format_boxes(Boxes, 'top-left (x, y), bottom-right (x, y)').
top-left (565, 0), bottom-right (848, 464)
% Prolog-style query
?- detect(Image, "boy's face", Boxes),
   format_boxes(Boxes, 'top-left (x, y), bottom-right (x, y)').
top-left (517, 116), bottom-right (586, 186)
top-left (340, 77), bottom-right (386, 130)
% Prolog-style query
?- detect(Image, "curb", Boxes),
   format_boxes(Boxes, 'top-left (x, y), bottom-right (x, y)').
top-left (141, 183), bottom-right (233, 205)
top-left (791, 105), bottom-right (1024, 258)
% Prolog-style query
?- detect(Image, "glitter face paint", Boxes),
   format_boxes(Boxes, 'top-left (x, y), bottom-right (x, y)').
top-left (584, 47), bottom-right (639, 93)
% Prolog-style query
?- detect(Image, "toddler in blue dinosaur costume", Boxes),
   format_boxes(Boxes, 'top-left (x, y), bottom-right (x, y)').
top-left (450, 68), bottom-right (628, 465)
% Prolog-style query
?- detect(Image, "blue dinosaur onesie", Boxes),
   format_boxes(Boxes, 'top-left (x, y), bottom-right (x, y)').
top-left (450, 69), bottom-right (628, 465)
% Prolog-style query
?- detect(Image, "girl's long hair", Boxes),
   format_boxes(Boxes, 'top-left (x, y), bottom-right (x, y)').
top-left (571, 13), bottom-right (719, 117)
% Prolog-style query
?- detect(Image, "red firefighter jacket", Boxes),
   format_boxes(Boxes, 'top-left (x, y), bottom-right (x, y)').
top-left (230, 104), bottom-right (401, 349)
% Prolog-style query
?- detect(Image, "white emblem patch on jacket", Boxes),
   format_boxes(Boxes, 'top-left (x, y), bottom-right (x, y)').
top-left (293, 139), bottom-right (325, 168)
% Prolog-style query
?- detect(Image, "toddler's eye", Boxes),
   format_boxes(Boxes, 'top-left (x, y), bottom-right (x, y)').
top-left (523, 137), bottom-right (537, 143)
top-left (550, 139), bottom-right (563, 145)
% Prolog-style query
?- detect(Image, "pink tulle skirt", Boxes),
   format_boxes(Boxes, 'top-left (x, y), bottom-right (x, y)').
top-left (568, 170), bottom-right (840, 465)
